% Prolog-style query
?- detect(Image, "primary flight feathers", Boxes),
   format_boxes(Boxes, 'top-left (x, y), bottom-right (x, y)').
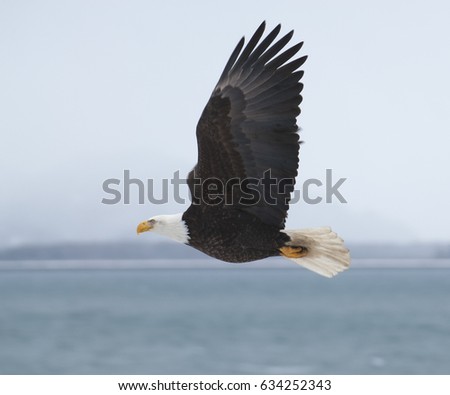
top-left (193, 21), bottom-right (306, 227)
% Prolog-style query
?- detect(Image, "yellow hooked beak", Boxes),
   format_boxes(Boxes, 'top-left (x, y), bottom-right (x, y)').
top-left (136, 220), bottom-right (153, 234)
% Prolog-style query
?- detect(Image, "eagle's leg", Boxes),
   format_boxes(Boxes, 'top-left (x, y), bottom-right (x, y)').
top-left (279, 245), bottom-right (308, 259)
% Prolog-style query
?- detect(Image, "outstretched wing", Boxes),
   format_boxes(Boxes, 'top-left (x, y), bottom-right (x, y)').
top-left (188, 22), bottom-right (306, 229)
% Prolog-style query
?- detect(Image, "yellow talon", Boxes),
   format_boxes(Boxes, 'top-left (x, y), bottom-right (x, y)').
top-left (279, 245), bottom-right (308, 259)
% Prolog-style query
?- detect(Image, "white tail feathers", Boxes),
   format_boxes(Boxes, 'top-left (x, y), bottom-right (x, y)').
top-left (282, 227), bottom-right (350, 278)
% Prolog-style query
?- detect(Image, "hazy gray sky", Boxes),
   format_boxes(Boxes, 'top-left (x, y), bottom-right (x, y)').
top-left (1, 0), bottom-right (449, 247)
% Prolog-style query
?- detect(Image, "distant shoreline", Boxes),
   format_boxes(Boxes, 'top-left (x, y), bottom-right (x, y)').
top-left (1, 258), bottom-right (450, 271)
top-left (1, 240), bottom-right (449, 261)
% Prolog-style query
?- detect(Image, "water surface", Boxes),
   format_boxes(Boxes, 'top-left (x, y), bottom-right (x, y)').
top-left (0, 265), bottom-right (449, 374)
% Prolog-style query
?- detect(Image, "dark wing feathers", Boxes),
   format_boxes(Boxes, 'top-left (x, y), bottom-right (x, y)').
top-left (217, 37), bottom-right (245, 84)
top-left (189, 22), bottom-right (306, 228)
top-left (228, 22), bottom-right (266, 77)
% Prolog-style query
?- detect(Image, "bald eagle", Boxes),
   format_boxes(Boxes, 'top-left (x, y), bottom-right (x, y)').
top-left (137, 22), bottom-right (350, 277)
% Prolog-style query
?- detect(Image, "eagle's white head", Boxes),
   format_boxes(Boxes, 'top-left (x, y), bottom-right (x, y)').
top-left (136, 213), bottom-right (190, 244)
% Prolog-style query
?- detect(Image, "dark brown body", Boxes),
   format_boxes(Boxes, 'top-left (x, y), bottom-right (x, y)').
top-left (183, 205), bottom-right (290, 262)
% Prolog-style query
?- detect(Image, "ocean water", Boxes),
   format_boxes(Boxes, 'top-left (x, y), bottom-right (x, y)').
top-left (0, 263), bottom-right (449, 374)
